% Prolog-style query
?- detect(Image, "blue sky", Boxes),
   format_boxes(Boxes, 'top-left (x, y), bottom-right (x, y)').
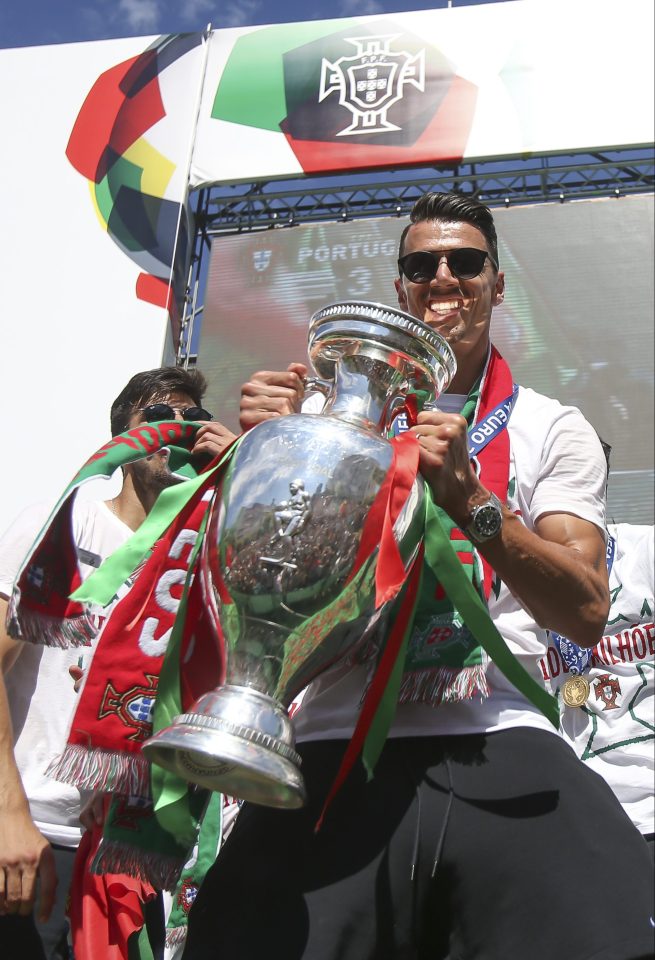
top-left (1, 0), bottom-right (503, 49)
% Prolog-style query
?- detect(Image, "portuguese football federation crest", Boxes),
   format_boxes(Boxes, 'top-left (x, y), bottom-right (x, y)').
top-left (594, 673), bottom-right (621, 710)
top-left (319, 35), bottom-right (425, 136)
top-left (211, 19), bottom-right (477, 173)
top-left (177, 877), bottom-right (199, 915)
top-left (98, 673), bottom-right (158, 741)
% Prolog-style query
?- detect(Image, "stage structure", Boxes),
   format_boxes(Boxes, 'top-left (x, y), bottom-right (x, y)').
top-left (0, 0), bottom-right (653, 532)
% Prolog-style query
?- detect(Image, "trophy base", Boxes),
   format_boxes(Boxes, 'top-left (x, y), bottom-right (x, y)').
top-left (142, 685), bottom-right (306, 809)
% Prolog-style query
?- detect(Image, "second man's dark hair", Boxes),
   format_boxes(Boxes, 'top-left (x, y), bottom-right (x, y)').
top-left (110, 366), bottom-right (208, 436)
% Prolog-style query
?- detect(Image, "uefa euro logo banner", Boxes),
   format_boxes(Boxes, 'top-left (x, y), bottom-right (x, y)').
top-left (64, 32), bottom-right (207, 331)
top-left (190, 0), bottom-right (654, 185)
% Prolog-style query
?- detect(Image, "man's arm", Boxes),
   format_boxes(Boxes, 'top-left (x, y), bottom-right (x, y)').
top-left (413, 409), bottom-right (609, 648)
top-left (0, 597), bottom-right (57, 921)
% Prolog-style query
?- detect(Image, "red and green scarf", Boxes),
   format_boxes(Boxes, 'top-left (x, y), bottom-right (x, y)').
top-left (8, 422), bottom-right (238, 892)
top-left (7, 420), bottom-right (204, 647)
top-left (398, 345), bottom-right (513, 705)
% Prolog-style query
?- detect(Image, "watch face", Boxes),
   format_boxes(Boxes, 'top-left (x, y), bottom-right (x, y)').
top-left (474, 503), bottom-right (502, 538)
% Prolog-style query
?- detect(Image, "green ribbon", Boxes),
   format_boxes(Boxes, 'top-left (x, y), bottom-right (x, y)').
top-left (165, 791), bottom-right (223, 942)
top-left (361, 493), bottom-right (559, 778)
top-left (362, 561), bottom-right (425, 778)
top-left (132, 922), bottom-right (155, 960)
top-left (65, 420), bottom-right (203, 494)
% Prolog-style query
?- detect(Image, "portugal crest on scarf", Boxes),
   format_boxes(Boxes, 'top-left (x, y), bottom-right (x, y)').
top-left (98, 674), bottom-right (158, 741)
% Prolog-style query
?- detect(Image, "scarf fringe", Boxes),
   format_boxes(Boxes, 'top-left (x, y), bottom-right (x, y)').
top-left (91, 839), bottom-right (183, 892)
top-left (398, 664), bottom-right (489, 705)
top-left (7, 594), bottom-right (97, 648)
top-left (46, 745), bottom-right (151, 798)
top-left (165, 927), bottom-right (188, 948)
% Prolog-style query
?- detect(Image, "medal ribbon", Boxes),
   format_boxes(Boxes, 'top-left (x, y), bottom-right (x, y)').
top-left (551, 534), bottom-right (616, 675)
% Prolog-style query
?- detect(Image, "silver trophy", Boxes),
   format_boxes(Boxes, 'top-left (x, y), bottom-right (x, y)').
top-left (143, 302), bottom-right (455, 808)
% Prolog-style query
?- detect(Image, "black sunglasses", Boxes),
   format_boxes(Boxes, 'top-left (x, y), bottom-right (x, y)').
top-left (398, 248), bottom-right (497, 283)
top-left (141, 403), bottom-right (214, 423)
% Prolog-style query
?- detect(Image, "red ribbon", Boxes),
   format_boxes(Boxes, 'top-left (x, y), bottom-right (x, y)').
top-left (346, 432), bottom-right (420, 608)
top-left (315, 542), bottom-right (424, 832)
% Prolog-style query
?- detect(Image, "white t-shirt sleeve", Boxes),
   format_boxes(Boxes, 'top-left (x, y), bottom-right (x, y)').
top-left (0, 502), bottom-right (53, 598)
top-left (529, 406), bottom-right (607, 534)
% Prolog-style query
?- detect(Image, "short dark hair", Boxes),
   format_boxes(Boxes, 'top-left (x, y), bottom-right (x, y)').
top-left (110, 366), bottom-right (208, 436)
top-left (398, 192), bottom-right (500, 268)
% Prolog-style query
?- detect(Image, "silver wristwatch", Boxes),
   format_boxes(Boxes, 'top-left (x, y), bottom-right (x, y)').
top-left (463, 492), bottom-right (504, 543)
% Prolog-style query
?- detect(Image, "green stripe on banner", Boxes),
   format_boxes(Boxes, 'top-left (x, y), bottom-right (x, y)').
top-left (423, 506), bottom-right (559, 728)
top-left (211, 20), bottom-right (359, 129)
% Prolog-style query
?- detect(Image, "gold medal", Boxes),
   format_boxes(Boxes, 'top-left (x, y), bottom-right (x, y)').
top-left (562, 675), bottom-right (590, 708)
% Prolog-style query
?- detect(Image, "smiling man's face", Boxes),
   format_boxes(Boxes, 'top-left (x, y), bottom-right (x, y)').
top-left (394, 219), bottom-right (505, 378)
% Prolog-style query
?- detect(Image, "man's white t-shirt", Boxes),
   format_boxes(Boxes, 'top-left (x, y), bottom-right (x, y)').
top-left (294, 385), bottom-right (607, 743)
top-left (0, 500), bottom-right (132, 847)
top-left (544, 523), bottom-right (654, 835)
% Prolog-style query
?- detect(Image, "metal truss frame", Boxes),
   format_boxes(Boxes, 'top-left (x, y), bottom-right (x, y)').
top-left (176, 146), bottom-right (654, 362)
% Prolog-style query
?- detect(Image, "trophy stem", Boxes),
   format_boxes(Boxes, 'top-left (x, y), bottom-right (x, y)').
top-left (143, 685), bottom-right (306, 809)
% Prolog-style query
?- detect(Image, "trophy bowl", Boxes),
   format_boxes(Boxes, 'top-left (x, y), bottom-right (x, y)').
top-left (143, 302), bottom-right (456, 808)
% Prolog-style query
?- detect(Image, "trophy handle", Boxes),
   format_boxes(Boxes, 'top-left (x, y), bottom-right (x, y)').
top-left (303, 376), bottom-right (333, 400)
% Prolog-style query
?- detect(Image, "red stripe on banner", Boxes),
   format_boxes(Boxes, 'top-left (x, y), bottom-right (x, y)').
top-left (282, 76), bottom-right (476, 176)
top-left (136, 273), bottom-right (174, 310)
top-left (66, 52), bottom-right (164, 183)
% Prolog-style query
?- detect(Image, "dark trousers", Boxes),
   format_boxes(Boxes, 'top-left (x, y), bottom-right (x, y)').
top-left (184, 730), bottom-right (655, 960)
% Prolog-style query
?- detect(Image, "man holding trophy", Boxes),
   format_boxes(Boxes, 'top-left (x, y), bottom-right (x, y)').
top-left (182, 194), bottom-right (653, 959)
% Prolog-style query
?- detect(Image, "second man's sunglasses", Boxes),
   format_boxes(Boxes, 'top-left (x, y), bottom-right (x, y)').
top-left (141, 403), bottom-right (214, 423)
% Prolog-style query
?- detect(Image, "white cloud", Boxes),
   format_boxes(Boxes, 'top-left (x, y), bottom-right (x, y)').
top-left (118, 0), bottom-right (162, 31)
top-left (215, 0), bottom-right (264, 28)
top-left (179, 0), bottom-right (214, 24)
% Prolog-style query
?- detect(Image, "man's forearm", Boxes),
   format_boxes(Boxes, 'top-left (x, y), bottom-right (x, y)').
top-left (0, 670), bottom-right (32, 817)
top-left (0, 599), bottom-right (58, 919)
top-left (477, 509), bottom-right (609, 648)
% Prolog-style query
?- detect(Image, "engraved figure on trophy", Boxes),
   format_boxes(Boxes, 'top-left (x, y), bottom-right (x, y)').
top-left (144, 301), bottom-right (456, 809)
top-left (273, 479), bottom-right (311, 539)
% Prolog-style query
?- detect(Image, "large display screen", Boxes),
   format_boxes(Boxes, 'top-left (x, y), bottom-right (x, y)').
top-left (199, 194), bottom-right (654, 524)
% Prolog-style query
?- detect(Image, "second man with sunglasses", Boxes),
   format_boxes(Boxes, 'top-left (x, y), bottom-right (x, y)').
top-left (0, 366), bottom-right (236, 960)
